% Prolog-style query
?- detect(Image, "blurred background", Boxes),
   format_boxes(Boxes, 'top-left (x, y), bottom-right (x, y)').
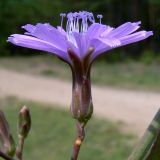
top-left (0, 0), bottom-right (160, 160)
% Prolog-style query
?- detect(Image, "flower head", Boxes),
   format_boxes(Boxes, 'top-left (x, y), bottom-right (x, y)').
top-left (8, 11), bottom-right (153, 65)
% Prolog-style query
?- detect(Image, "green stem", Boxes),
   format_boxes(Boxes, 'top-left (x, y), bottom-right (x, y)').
top-left (16, 136), bottom-right (25, 160)
top-left (128, 109), bottom-right (160, 160)
top-left (145, 121), bottom-right (160, 159)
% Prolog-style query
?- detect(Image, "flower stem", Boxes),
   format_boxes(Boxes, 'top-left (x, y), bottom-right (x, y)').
top-left (71, 122), bottom-right (85, 160)
top-left (16, 136), bottom-right (25, 160)
top-left (145, 128), bottom-right (160, 159)
top-left (0, 151), bottom-right (15, 160)
top-left (128, 108), bottom-right (160, 160)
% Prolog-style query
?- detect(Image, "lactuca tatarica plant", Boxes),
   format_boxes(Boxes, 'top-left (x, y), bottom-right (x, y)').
top-left (8, 11), bottom-right (153, 160)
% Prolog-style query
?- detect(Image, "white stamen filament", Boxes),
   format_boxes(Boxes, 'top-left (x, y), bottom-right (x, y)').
top-left (97, 15), bottom-right (103, 24)
top-left (60, 13), bottom-right (66, 27)
top-left (60, 11), bottom-right (101, 44)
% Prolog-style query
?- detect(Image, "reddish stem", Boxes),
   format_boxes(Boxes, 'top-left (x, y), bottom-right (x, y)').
top-left (71, 122), bottom-right (85, 160)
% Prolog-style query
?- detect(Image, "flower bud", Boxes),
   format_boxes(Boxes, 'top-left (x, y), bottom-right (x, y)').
top-left (68, 48), bottom-right (94, 124)
top-left (71, 75), bottom-right (93, 123)
top-left (18, 106), bottom-right (31, 138)
top-left (0, 111), bottom-right (15, 157)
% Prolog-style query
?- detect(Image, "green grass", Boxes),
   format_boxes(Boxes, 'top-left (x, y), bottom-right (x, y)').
top-left (0, 96), bottom-right (136, 160)
top-left (0, 56), bottom-right (160, 91)
top-left (91, 61), bottom-right (160, 91)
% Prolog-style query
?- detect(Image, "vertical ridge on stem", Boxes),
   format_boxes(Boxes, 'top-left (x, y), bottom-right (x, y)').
top-left (128, 109), bottom-right (160, 160)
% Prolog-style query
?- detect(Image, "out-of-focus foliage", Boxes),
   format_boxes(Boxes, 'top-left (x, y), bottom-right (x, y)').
top-left (0, 0), bottom-right (159, 60)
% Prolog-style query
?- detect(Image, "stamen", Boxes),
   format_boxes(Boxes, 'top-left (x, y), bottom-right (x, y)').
top-left (97, 15), bottom-right (103, 24)
top-left (64, 11), bottom-right (100, 43)
top-left (60, 13), bottom-right (66, 27)
top-left (76, 16), bottom-right (79, 33)
top-left (66, 11), bottom-right (96, 35)
top-left (88, 13), bottom-right (95, 23)
top-left (80, 12), bottom-right (88, 33)
top-left (73, 12), bottom-right (79, 32)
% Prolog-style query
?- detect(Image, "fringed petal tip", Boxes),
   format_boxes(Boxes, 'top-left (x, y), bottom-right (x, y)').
top-left (21, 24), bottom-right (36, 34)
top-left (139, 30), bottom-right (153, 39)
top-left (134, 21), bottom-right (141, 26)
top-left (7, 36), bottom-right (15, 43)
top-left (7, 35), bottom-right (23, 45)
top-left (21, 25), bottom-right (27, 29)
top-left (146, 31), bottom-right (154, 37)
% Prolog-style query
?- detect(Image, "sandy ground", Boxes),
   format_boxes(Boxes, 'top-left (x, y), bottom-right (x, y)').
top-left (0, 68), bottom-right (159, 136)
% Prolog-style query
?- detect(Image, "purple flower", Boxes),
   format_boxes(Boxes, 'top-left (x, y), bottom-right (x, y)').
top-left (8, 11), bottom-right (153, 123)
top-left (8, 11), bottom-right (153, 64)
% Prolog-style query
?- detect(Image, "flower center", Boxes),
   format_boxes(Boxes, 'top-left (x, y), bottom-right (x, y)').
top-left (60, 11), bottom-right (103, 44)
top-left (66, 11), bottom-right (95, 34)
top-left (60, 11), bottom-right (103, 33)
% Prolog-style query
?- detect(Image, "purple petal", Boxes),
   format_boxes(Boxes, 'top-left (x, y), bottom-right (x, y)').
top-left (26, 23), bottom-right (67, 50)
top-left (22, 24), bottom-right (36, 33)
top-left (90, 39), bottom-right (111, 60)
top-left (87, 23), bottom-right (109, 40)
top-left (8, 34), bottom-right (70, 62)
top-left (57, 26), bottom-right (67, 36)
top-left (119, 31), bottom-right (153, 46)
top-left (86, 23), bottom-right (115, 60)
top-left (72, 32), bottom-right (89, 58)
top-left (100, 26), bottom-right (114, 37)
top-left (106, 22), bottom-right (141, 38)
top-left (95, 37), bottom-right (121, 48)
top-left (91, 30), bottom-right (153, 61)
top-left (90, 38), bottom-right (120, 61)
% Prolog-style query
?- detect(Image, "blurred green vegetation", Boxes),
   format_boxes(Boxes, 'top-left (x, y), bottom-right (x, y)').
top-left (0, 55), bottom-right (160, 91)
top-left (0, 96), bottom-right (136, 160)
top-left (0, 0), bottom-right (159, 61)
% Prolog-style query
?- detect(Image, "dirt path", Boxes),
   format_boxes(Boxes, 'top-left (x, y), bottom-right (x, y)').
top-left (0, 68), bottom-right (159, 136)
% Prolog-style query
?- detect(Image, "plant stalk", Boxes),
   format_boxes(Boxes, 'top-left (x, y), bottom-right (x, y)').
top-left (71, 122), bottom-right (85, 160)
top-left (16, 136), bottom-right (25, 160)
top-left (128, 108), bottom-right (160, 160)
top-left (0, 151), bottom-right (15, 160)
